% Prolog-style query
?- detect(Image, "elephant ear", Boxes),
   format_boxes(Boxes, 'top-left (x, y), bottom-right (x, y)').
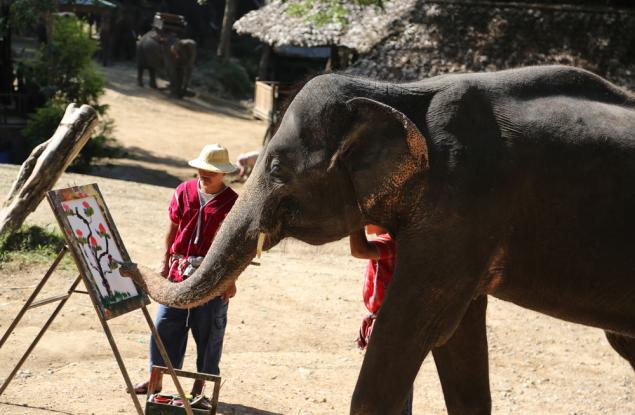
top-left (329, 97), bottom-right (429, 215)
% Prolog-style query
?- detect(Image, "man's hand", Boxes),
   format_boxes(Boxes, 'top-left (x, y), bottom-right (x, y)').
top-left (158, 259), bottom-right (170, 278)
top-left (221, 281), bottom-right (237, 304)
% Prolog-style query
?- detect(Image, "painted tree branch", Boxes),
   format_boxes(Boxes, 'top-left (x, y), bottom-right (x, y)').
top-left (0, 103), bottom-right (98, 236)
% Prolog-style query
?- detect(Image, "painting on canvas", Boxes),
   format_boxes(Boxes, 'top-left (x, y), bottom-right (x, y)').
top-left (47, 184), bottom-right (149, 320)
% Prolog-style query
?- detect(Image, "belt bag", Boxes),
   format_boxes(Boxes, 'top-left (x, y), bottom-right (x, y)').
top-left (169, 255), bottom-right (204, 281)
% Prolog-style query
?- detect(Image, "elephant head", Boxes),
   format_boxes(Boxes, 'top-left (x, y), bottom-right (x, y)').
top-left (122, 74), bottom-right (430, 308)
top-left (155, 34), bottom-right (196, 97)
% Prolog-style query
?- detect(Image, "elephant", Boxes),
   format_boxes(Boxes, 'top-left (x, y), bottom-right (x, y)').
top-left (136, 29), bottom-right (197, 98)
top-left (123, 65), bottom-right (635, 414)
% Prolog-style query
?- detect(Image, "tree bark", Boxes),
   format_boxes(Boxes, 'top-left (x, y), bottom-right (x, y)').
top-left (217, 0), bottom-right (237, 61)
top-left (0, 103), bottom-right (98, 236)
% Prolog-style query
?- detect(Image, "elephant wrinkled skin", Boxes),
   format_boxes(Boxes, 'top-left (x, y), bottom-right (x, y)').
top-left (123, 66), bottom-right (635, 414)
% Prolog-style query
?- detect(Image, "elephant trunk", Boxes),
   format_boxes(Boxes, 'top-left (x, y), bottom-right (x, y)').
top-left (120, 189), bottom-right (260, 309)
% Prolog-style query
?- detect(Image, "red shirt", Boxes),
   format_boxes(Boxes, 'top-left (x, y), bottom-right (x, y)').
top-left (362, 233), bottom-right (396, 314)
top-left (168, 179), bottom-right (237, 279)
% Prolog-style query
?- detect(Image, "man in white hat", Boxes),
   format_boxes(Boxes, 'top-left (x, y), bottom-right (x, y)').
top-left (134, 144), bottom-right (239, 406)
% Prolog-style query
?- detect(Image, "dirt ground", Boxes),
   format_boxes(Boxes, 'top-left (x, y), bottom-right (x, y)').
top-left (0, 63), bottom-right (633, 415)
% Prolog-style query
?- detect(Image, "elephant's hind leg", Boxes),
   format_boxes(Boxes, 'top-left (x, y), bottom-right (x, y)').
top-left (432, 295), bottom-right (491, 415)
top-left (606, 331), bottom-right (635, 372)
top-left (137, 65), bottom-right (144, 87)
top-left (149, 69), bottom-right (157, 89)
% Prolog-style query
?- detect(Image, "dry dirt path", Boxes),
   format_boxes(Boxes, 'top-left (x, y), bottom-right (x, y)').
top-left (0, 64), bottom-right (633, 415)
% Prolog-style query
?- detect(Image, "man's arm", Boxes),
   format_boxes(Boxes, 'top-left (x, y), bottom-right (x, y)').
top-left (350, 229), bottom-right (380, 260)
top-left (159, 221), bottom-right (179, 277)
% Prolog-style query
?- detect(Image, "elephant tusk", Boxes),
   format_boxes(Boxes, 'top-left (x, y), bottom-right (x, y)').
top-left (256, 232), bottom-right (266, 259)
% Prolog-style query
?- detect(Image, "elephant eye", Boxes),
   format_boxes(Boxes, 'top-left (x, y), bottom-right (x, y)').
top-left (269, 160), bottom-right (285, 182)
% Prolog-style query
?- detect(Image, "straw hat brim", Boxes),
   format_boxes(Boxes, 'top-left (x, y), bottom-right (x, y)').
top-left (188, 158), bottom-right (238, 174)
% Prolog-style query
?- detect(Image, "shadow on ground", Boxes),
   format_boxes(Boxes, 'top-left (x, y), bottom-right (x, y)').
top-left (218, 402), bottom-right (284, 415)
top-left (90, 163), bottom-right (183, 188)
top-left (0, 402), bottom-right (76, 414)
top-left (101, 63), bottom-right (252, 120)
top-left (124, 146), bottom-right (188, 168)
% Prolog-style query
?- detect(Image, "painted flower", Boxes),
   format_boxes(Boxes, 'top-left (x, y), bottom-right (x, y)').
top-left (65, 229), bottom-right (72, 235)
top-left (75, 229), bottom-right (83, 237)
top-left (82, 201), bottom-right (90, 208)
top-left (62, 203), bottom-right (70, 212)
top-left (98, 223), bottom-right (106, 234)
top-left (89, 236), bottom-right (97, 246)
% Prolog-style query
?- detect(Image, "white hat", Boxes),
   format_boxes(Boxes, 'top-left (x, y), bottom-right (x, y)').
top-left (188, 144), bottom-right (238, 173)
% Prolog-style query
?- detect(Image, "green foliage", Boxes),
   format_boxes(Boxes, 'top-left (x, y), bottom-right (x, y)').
top-left (0, 225), bottom-right (66, 263)
top-left (22, 102), bottom-right (64, 147)
top-left (192, 58), bottom-right (252, 99)
top-left (9, 0), bottom-right (53, 31)
top-left (285, 0), bottom-right (383, 26)
top-left (22, 102), bottom-right (120, 172)
top-left (28, 16), bottom-right (104, 105)
top-left (19, 15), bottom-right (119, 172)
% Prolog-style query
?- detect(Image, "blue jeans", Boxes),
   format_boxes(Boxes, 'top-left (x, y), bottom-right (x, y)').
top-left (149, 297), bottom-right (228, 375)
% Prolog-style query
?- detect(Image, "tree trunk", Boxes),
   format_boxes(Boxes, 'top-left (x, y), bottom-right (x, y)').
top-left (0, 104), bottom-right (98, 236)
top-left (217, 0), bottom-right (237, 62)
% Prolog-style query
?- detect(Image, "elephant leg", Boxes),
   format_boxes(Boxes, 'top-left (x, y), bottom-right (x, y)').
top-left (351, 231), bottom-right (485, 415)
top-left (432, 295), bottom-right (491, 415)
top-left (149, 69), bottom-right (157, 89)
top-left (137, 65), bottom-right (144, 87)
top-left (606, 331), bottom-right (635, 372)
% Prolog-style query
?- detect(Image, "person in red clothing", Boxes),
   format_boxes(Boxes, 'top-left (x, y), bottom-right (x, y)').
top-left (134, 144), bottom-right (239, 404)
top-left (350, 225), bottom-right (413, 415)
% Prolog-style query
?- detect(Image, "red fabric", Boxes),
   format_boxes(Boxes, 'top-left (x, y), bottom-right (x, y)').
top-left (362, 233), bottom-right (397, 314)
top-left (168, 179), bottom-right (237, 281)
top-left (355, 313), bottom-right (376, 349)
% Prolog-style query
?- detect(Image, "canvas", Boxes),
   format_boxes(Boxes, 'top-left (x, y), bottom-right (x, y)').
top-left (47, 184), bottom-right (149, 320)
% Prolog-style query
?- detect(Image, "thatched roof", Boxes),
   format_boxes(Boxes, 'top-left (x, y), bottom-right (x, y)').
top-left (346, 0), bottom-right (635, 90)
top-left (233, 0), bottom-right (416, 53)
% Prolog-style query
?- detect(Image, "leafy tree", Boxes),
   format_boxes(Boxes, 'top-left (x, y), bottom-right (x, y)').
top-left (285, 0), bottom-right (383, 26)
top-left (18, 15), bottom-right (118, 172)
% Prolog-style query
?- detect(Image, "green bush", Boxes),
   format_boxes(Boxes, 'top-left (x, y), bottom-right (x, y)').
top-left (19, 15), bottom-right (118, 172)
top-left (28, 16), bottom-right (104, 105)
top-left (22, 102), bottom-right (64, 148)
top-left (0, 225), bottom-right (66, 263)
top-left (192, 58), bottom-right (252, 99)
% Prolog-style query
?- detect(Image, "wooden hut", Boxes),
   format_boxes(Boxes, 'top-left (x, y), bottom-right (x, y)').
top-left (234, 0), bottom-right (416, 122)
top-left (345, 0), bottom-right (635, 90)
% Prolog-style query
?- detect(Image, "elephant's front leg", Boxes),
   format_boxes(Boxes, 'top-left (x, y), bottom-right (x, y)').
top-left (432, 295), bottom-right (491, 415)
top-left (351, 232), bottom-right (486, 415)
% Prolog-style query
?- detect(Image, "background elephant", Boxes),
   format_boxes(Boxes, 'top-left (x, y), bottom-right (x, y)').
top-left (136, 29), bottom-right (197, 97)
top-left (124, 66), bottom-right (635, 414)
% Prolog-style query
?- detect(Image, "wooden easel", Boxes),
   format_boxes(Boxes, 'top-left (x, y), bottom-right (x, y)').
top-left (0, 186), bottom-right (197, 415)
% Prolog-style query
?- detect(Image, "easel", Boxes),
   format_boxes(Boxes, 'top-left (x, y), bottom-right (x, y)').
top-left (0, 185), bottom-right (198, 415)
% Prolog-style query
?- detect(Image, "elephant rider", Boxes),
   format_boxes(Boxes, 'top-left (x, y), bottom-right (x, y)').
top-left (350, 225), bottom-right (414, 415)
top-left (134, 144), bottom-right (239, 406)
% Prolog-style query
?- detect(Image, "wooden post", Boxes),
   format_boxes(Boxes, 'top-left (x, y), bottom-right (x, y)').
top-left (0, 103), bottom-right (98, 236)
